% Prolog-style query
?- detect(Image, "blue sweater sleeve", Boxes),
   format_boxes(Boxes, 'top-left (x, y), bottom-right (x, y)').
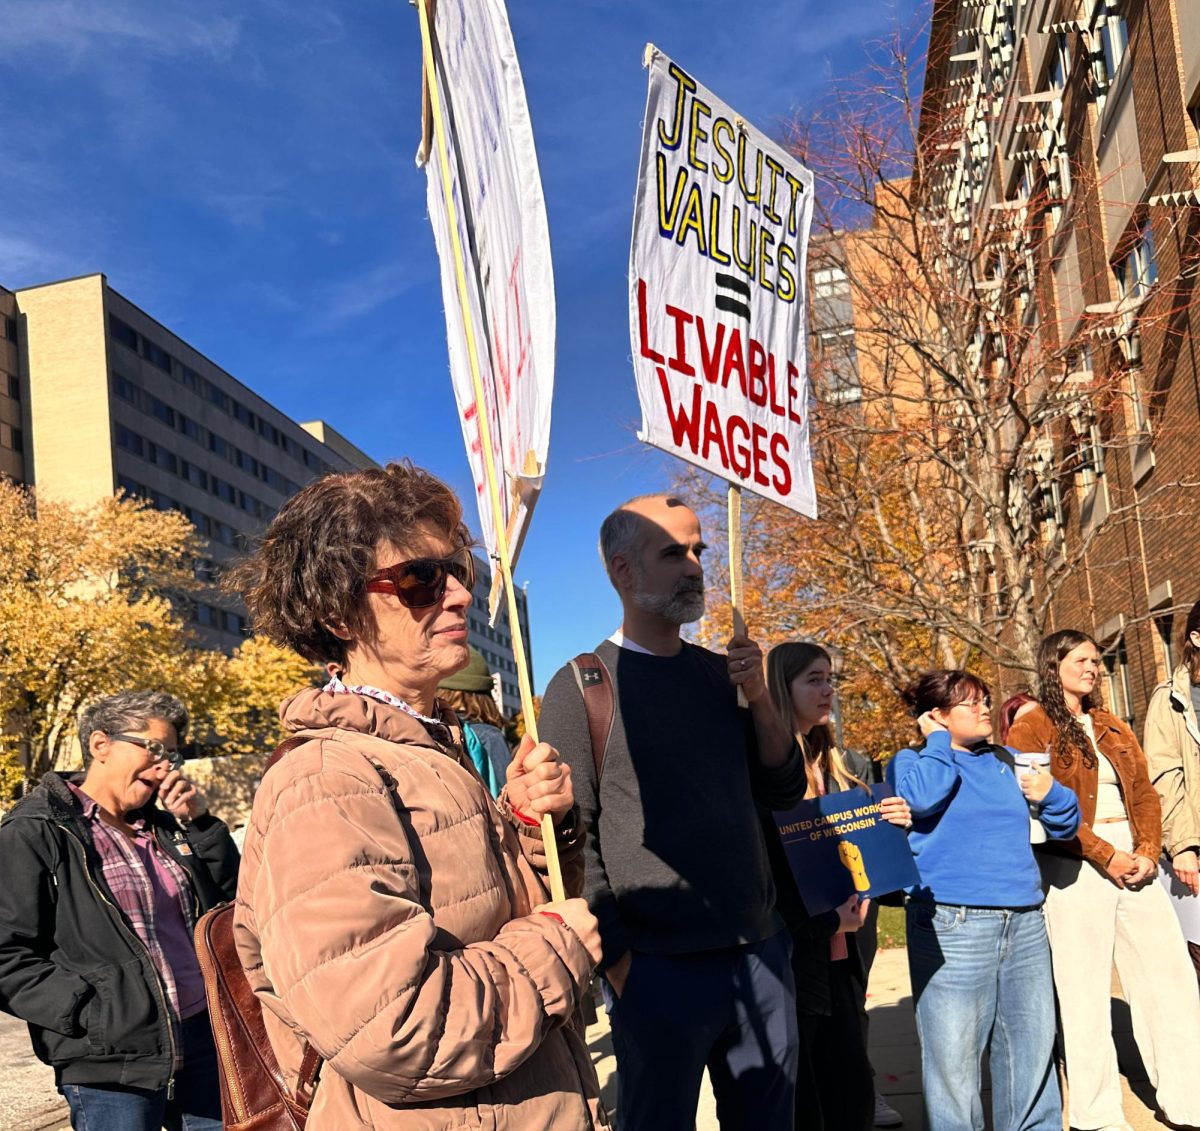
top-left (888, 732), bottom-right (960, 818)
top-left (1036, 778), bottom-right (1081, 840)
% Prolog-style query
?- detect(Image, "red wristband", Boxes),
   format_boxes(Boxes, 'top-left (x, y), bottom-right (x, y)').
top-left (539, 911), bottom-right (565, 926)
top-left (510, 806), bottom-right (540, 827)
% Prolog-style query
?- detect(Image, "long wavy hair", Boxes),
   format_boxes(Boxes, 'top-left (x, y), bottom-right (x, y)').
top-left (767, 641), bottom-right (867, 796)
top-left (1036, 629), bottom-right (1099, 770)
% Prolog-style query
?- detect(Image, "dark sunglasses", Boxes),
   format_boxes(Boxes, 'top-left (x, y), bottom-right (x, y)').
top-left (365, 547), bottom-right (476, 608)
top-left (109, 733), bottom-right (185, 772)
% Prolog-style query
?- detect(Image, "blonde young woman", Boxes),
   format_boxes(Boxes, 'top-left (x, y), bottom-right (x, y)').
top-left (764, 642), bottom-right (910, 1131)
top-left (1008, 629), bottom-right (1200, 1131)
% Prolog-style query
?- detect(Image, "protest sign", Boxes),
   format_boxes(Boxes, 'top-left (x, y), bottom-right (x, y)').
top-left (773, 785), bottom-right (919, 916)
top-left (418, 0), bottom-right (555, 614)
top-left (629, 47), bottom-right (817, 518)
top-left (415, 0), bottom-right (561, 896)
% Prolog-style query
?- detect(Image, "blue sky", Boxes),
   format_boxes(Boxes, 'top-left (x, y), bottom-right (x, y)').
top-left (0, 0), bottom-right (926, 692)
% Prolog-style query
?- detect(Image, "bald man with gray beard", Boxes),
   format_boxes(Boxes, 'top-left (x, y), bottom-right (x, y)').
top-left (539, 494), bottom-right (806, 1131)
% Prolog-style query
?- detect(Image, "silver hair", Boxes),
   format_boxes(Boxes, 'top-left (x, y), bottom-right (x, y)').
top-left (78, 691), bottom-right (189, 765)
top-left (597, 493), bottom-right (690, 587)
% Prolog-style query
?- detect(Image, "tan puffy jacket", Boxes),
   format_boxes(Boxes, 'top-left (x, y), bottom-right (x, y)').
top-left (234, 688), bottom-right (608, 1130)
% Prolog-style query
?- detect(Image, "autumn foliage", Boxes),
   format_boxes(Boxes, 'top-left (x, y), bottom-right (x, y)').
top-left (0, 481), bottom-right (316, 799)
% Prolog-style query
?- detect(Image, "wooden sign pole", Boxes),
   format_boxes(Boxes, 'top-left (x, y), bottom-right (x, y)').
top-left (416, 0), bottom-right (564, 900)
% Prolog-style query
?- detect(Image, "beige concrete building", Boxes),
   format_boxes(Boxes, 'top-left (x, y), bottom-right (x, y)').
top-left (9, 273), bottom-right (375, 650)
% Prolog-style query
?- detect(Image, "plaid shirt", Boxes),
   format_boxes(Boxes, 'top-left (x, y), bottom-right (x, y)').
top-left (67, 782), bottom-right (198, 1063)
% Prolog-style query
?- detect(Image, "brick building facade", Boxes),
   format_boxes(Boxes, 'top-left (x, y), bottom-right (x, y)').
top-left (919, 0), bottom-right (1200, 728)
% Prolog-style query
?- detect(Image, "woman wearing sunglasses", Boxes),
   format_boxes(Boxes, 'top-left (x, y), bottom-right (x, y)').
top-left (230, 460), bottom-right (607, 1130)
top-left (0, 690), bottom-right (239, 1131)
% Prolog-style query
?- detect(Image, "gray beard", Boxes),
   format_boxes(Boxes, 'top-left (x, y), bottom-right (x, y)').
top-left (631, 584), bottom-right (706, 625)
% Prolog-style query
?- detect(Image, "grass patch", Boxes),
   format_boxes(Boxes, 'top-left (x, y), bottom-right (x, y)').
top-left (876, 903), bottom-right (907, 949)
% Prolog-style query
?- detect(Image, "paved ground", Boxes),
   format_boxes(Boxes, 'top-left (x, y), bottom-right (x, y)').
top-left (1, 947), bottom-right (1169, 1131)
top-left (586, 947), bottom-right (1166, 1131)
top-left (0, 1011), bottom-right (68, 1131)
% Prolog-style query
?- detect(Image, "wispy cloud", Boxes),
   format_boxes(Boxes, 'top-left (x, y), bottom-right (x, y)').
top-left (0, 233), bottom-right (78, 280)
top-left (0, 1), bottom-right (242, 61)
top-left (321, 258), bottom-right (433, 329)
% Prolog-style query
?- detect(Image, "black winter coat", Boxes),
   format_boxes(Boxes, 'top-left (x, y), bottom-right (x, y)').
top-left (0, 772), bottom-right (239, 1088)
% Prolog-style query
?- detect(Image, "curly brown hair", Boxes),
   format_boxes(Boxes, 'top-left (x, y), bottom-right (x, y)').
top-left (227, 460), bottom-right (472, 666)
top-left (1036, 629), bottom-right (1099, 770)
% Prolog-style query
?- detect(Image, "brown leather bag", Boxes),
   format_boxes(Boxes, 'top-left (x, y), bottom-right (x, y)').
top-left (194, 736), bottom-right (321, 1130)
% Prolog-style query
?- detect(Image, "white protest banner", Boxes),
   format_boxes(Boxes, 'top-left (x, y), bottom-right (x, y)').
top-left (629, 47), bottom-right (817, 518)
top-left (415, 0), bottom-right (561, 897)
top-left (419, 0), bottom-right (555, 611)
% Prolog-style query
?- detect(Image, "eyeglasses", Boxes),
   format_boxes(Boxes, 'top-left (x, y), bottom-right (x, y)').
top-left (109, 734), bottom-right (182, 769)
top-left (953, 698), bottom-right (992, 713)
top-left (365, 547), bottom-right (476, 609)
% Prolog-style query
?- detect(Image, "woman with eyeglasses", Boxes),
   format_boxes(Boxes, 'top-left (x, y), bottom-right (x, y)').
top-left (230, 461), bottom-right (607, 1130)
top-left (887, 670), bottom-right (1079, 1131)
top-left (1007, 630), bottom-right (1200, 1131)
top-left (0, 690), bottom-right (239, 1131)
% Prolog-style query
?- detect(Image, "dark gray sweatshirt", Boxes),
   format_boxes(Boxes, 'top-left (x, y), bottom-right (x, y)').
top-left (539, 639), bottom-right (806, 970)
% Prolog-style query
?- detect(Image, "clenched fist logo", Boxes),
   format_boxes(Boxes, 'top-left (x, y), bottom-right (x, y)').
top-left (838, 841), bottom-right (870, 893)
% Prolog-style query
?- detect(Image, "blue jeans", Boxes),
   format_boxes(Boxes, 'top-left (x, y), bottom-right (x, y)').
top-left (59, 1011), bottom-right (222, 1131)
top-left (906, 903), bottom-right (1061, 1131)
top-left (600, 930), bottom-right (798, 1131)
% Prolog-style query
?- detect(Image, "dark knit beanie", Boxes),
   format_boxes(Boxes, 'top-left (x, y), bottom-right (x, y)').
top-left (438, 647), bottom-right (494, 693)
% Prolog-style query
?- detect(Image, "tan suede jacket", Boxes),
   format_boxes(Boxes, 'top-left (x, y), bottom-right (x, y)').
top-left (234, 687), bottom-right (608, 1130)
top-left (1143, 665), bottom-right (1200, 859)
top-left (1007, 704), bottom-right (1162, 871)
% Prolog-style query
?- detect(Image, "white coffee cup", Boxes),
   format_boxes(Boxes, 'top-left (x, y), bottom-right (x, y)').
top-left (1012, 750), bottom-right (1051, 844)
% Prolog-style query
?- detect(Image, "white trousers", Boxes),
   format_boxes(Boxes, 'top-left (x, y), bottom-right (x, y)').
top-left (1041, 822), bottom-right (1200, 1129)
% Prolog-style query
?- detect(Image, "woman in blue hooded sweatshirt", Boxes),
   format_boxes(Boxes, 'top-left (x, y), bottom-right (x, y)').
top-left (887, 670), bottom-right (1080, 1131)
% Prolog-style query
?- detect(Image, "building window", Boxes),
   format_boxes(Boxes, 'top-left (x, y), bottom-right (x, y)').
top-left (1115, 218), bottom-right (1158, 302)
top-left (4, 316), bottom-right (16, 341)
top-left (141, 338), bottom-right (172, 373)
top-left (116, 425), bottom-right (145, 458)
top-left (817, 328), bottom-right (862, 404)
top-left (8, 373), bottom-right (19, 399)
top-left (108, 315), bottom-right (139, 353)
top-left (1048, 32), bottom-right (1069, 92)
top-left (1095, 1), bottom-right (1129, 81)
top-left (1100, 634), bottom-right (1135, 726)
top-left (112, 373), bottom-right (137, 404)
top-left (149, 395), bottom-right (176, 429)
top-left (1072, 415), bottom-right (1105, 494)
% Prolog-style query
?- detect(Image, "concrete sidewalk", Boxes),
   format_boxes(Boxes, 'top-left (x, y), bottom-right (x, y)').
top-left (585, 946), bottom-right (1167, 1130)
top-left (0, 946), bottom-right (1170, 1130)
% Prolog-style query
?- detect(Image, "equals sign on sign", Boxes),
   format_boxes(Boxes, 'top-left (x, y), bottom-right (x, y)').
top-left (714, 273), bottom-right (751, 321)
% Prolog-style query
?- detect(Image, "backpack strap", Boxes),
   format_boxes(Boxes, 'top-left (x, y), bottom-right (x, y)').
top-left (569, 652), bottom-right (615, 781)
top-left (989, 744), bottom-right (1016, 772)
top-left (294, 1043), bottom-right (322, 1108)
top-left (264, 734), bottom-right (310, 776)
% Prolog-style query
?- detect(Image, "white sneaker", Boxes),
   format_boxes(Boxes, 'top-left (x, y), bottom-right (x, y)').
top-left (873, 1094), bottom-right (902, 1127)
